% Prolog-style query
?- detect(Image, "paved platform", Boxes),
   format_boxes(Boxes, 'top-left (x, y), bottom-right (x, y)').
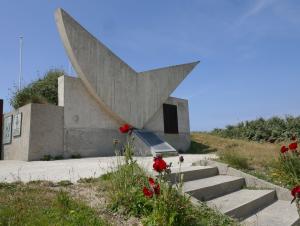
top-left (0, 154), bottom-right (216, 183)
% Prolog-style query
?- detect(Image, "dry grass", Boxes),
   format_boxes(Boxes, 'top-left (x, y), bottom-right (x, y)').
top-left (191, 132), bottom-right (280, 170)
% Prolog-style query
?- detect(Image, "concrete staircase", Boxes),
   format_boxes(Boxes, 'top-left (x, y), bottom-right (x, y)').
top-left (168, 165), bottom-right (300, 226)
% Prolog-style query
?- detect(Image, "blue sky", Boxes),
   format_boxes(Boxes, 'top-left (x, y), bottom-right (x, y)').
top-left (1, 0), bottom-right (300, 131)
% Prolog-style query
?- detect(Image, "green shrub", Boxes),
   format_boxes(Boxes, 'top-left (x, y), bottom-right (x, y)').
top-left (211, 116), bottom-right (300, 143)
top-left (10, 69), bottom-right (64, 109)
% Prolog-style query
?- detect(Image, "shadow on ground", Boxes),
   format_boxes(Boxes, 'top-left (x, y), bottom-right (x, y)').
top-left (185, 141), bottom-right (217, 154)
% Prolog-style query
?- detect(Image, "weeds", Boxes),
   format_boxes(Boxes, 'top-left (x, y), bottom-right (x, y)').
top-left (100, 127), bottom-right (237, 226)
top-left (0, 183), bottom-right (108, 226)
top-left (219, 150), bottom-right (250, 170)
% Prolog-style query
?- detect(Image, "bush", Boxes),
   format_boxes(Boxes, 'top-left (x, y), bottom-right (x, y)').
top-left (211, 116), bottom-right (300, 143)
top-left (10, 69), bottom-right (64, 109)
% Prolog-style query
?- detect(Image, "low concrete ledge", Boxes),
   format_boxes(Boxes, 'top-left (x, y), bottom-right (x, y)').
top-left (193, 159), bottom-right (292, 201)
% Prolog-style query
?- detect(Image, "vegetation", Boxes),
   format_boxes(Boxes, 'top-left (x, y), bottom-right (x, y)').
top-left (97, 136), bottom-right (238, 226)
top-left (10, 69), bottom-right (64, 109)
top-left (211, 116), bottom-right (300, 143)
top-left (99, 163), bottom-right (237, 226)
top-left (190, 132), bottom-right (300, 189)
top-left (0, 182), bottom-right (108, 226)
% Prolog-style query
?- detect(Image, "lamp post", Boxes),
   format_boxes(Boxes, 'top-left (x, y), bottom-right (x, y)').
top-left (19, 36), bottom-right (23, 92)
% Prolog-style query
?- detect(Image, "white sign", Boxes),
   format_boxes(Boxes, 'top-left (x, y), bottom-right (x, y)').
top-left (13, 113), bottom-right (22, 137)
top-left (3, 115), bottom-right (12, 144)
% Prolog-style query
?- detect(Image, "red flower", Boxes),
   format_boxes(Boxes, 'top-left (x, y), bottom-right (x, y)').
top-left (149, 177), bottom-right (155, 186)
top-left (148, 177), bottom-right (160, 195)
top-left (280, 145), bottom-right (289, 154)
top-left (292, 186), bottom-right (300, 197)
top-left (119, 124), bottom-right (132, 133)
top-left (143, 178), bottom-right (160, 198)
top-left (291, 186), bottom-right (300, 203)
top-left (291, 136), bottom-right (297, 141)
top-left (143, 187), bottom-right (153, 198)
top-left (153, 157), bottom-right (167, 172)
top-left (289, 142), bottom-right (298, 151)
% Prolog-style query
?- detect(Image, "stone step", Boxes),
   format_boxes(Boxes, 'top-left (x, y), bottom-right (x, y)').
top-left (183, 175), bottom-right (245, 201)
top-left (167, 166), bottom-right (219, 183)
top-left (242, 200), bottom-right (300, 226)
top-left (207, 189), bottom-right (276, 220)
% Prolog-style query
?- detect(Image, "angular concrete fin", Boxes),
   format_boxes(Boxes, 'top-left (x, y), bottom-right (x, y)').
top-left (55, 8), bottom-right (134, 125)
top-left (55, 8), bottom-right (200, 128)
top-left (139, 61), bottom-right (199, 125)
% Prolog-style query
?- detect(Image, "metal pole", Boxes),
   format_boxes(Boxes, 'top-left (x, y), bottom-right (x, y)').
top-left (19, 36), bottom-right (23, 92)
top-left (0, 99), bottom-right (3, 151)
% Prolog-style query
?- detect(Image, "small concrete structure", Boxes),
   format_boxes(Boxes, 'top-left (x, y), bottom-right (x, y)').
top-left (1, 8), bottom-right (198, 160)
top-left (1, 104), bottom-right (64, 161)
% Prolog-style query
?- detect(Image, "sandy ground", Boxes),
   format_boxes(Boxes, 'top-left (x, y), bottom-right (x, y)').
top-left (0, 154), bottom-right (216, 183)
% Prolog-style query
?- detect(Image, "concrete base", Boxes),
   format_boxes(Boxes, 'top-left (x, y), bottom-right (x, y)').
top-left (64, 128), bottom-right (126, 157)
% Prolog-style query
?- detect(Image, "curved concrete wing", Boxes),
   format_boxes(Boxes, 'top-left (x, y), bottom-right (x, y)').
top-left (55, 8), bottom-right (199, 128)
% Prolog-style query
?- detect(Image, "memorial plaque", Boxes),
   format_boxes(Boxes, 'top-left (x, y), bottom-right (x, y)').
top-left (3, 115), bottom-right (12, 144)
top-left (13, 113), bottom-right (22, 137)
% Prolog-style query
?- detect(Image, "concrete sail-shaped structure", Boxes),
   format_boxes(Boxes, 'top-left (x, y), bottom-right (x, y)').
top-left (55, 8), bottom-right (199, 128)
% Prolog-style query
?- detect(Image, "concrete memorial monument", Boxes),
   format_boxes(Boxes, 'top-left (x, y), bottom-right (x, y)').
top-left (1, 8), bottom-right (199, 160)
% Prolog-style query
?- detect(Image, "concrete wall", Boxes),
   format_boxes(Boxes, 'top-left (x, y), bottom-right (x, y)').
top-left (55, 8), bottom-right (198, 128)
top-left (144, 97), bottom-right (191, 151)
top-left (59, 76), bottom-right (190, 155)
top-left (28, 104), bottom-right (64, 160)
top-left (59, 75), bottom-right (125, 157)
top-left (2, 104), bottom-right (64, 161)
top-left (2, 104), bottom-right (31, 160)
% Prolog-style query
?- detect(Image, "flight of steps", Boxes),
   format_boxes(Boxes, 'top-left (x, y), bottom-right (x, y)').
top-left (168, 165), bottom-right (300, 226)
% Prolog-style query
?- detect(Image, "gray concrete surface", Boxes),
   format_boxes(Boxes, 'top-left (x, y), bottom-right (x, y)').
top-left (183, 175), bottom-right (245, 201)
top-left (0, 154), bottom-right (215, 183)
top-left (2, 104), bottom-right (31, 160)
top-left (55, 8), bottom-right (199, 128)
top-left (242, 200), bottom-right (300, 226)
top-left (207, 189), bottom-right (276, 220)
top-left (176, 163), bottom-right (299, 225)
top-left (59, 75), bottom-right (191, 156)
top-left (195, 159), bottom-right (293, 201)
top-left (2, 104), bottom-right (64, 161)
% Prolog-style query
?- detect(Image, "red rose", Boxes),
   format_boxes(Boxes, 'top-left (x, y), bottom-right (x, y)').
top-left (153, 157), bottom-right (167, 172)
top-left (280, 145), bottom-right (289, 154)
top-left (119, 124), bottom-right (132, 133)
top-left (143, 187), bottom-right (153, 198)
top-left (289, 142), bottom-right (298, 151)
